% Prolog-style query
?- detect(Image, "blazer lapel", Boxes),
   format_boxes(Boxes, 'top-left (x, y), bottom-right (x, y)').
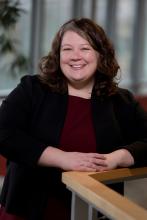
top-left (91, 96), bottom-right (124, 153)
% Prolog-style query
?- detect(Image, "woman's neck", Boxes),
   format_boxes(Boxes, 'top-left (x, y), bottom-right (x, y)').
top-left (68, 80), bottom-right (94, 99)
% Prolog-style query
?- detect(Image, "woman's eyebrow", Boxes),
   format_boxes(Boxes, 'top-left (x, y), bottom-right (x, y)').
top-left (61, 44), bottom-right (72, 47)
top-left (61, 43), bottom-right (90, 47)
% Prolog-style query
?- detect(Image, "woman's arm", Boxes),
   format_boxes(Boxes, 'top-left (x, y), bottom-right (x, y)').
top-left (38, 146), bottom-right (108, 171)
top-left (113, 89), bottom-right (147, 167)
top-left (38, 147), bottom-right (134, 172)
top-left (101, 149), bottom-right (134, 171)
top-left (0, 76), bottom-right (47, 166)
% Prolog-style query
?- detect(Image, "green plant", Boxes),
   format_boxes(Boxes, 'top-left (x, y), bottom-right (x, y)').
top-left (0, 0), bottom-right (28, 75)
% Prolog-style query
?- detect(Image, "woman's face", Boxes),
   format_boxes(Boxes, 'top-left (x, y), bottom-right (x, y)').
top-left (60, 31), bottom-right (99, 87)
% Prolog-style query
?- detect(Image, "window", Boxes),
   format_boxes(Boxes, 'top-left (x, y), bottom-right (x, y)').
top-left (0, 0), bottom-right (32, 94)
top-left (0, 0), bottom-right (147, 97)
top-left (42, 0), bottom-right (73, 56)
top-left (114, 0), bottom-right (136, 90)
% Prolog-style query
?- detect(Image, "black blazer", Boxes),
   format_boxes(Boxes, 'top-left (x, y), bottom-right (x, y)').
top-left (0, 75), bottom-right (147, 219)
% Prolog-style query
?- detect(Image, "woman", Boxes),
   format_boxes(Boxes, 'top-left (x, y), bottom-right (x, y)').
top-left (0, 18), bottom-right (147, 220)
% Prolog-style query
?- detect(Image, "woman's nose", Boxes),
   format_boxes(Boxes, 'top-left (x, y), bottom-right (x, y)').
top-left (71, 49), bottom-right (82, 60)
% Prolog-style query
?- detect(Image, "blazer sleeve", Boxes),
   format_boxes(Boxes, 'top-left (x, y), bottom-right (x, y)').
top-left (117, 89), bottom-right (147, 166)
top-left (0, 75), bottom-right (47, 167)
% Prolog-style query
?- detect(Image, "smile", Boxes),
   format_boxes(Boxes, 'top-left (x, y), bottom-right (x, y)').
top-left (70, 64), bottom-right (86, 69)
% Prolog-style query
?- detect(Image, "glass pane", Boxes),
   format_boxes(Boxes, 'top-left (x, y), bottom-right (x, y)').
top-left (95, 0), bottom-right (107, 29)
top-left (42, 0), bottom-right (72, 56)
top-left (0, 0), bottom-right (31, 92)
top-left (82, 0), bottom-right (93, 18)
top-left (140, 2), bottom-right (147, 95)
top-left (115, 0), bottom-right (136, 89)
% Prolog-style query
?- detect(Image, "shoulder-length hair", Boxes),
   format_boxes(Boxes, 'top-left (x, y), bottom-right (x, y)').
top-left (39, 18), bottom-right (120, 96)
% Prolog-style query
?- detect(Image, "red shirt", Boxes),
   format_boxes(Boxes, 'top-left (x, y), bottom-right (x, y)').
top-left (60, 95), bottom-right (96, 153)
top-left (0, 95), bottom-right (96, 220)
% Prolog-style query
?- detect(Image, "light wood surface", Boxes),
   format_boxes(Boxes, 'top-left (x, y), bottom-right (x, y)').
top-left (90, 167), bottom-right (147, 184)
top-left (62, 167), bottom-right (147, 220)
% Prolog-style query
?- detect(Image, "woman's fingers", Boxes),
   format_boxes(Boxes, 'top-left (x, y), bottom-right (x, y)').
top-left (61, 151), bottom-right (108, 171)
top-left (80, 153), bottom-right (107, 168)
top-left (91, 153), bottom-right (106, 158)
top-left (87, 157), bottom-right (107, 166)
top-left (76, 155), bottom-right (108, 171)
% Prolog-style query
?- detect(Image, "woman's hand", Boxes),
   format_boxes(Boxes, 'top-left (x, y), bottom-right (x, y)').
top-left (38, 147), bottom-right (134, 172)
top-left (38, 147), bottom-right (107, 171)
top-left (60, 149), bottom-right (134, 171)
top-left (59, 151), bottom-right (107, 171)
top-left (99, 149), bottom-right (135, 171)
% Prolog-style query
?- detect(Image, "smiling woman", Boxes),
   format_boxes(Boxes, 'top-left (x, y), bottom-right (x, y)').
top-left (0, 18), bottom-right (147, 220)
top-left (60, 31), bottom-right (98, 98)
top-left (39, 18), bottom-right (119, 98)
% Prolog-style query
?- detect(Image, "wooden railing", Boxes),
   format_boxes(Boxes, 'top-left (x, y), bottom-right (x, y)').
top-left (62, 167), bottom-right (147, 220)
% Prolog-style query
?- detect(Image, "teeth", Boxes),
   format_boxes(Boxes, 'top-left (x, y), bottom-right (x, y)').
top-left (71, 65), bottom-right (83, 68)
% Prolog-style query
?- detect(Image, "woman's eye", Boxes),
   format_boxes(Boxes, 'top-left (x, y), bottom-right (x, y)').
top-left (62, 48), bottom-right (72, 51)
top-left (81, 47), bottom-right (90, 50)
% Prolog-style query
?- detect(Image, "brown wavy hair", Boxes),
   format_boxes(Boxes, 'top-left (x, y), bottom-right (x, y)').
top-left (39, 18), bottom-right (120, 96)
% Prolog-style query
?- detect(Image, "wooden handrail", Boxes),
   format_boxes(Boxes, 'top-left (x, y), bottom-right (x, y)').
top-left (62, 167), bottom-right (147, 220)
top-left (90, 167), bottom-right (147, 184)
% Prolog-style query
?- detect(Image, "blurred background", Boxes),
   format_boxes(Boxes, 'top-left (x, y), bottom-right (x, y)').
top-left (0, 0), bottom-right (147, 209)
top-left (0, 0), bottom-right (147, 97)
